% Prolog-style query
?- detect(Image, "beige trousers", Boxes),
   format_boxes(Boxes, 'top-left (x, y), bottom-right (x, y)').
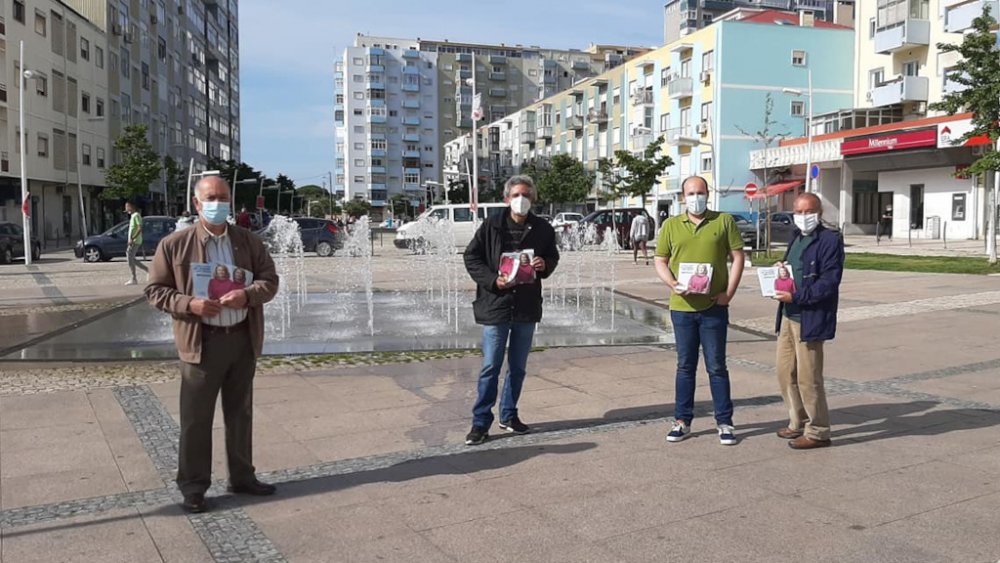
top-left (776, 317), bottom-right (830, 440)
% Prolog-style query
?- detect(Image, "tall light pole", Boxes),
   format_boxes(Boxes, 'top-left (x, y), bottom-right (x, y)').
top-left (466, 63), bottom-right (479, 212)
top-left (783, 68), bottom-right (813, 193)
top-left (186, 168), bottom-right (221, 211)
top-left (19, 41), bottom-right (32, 265)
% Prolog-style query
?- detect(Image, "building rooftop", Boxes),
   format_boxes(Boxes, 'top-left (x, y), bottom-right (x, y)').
top-left (734, 9), bottom-right (853, 29)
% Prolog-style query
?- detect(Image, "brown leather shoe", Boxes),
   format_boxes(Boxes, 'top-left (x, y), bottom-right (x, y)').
top-left (788, 436), bottom-right (832, 450)
top-left (776, 428), bottom-right (803, 439)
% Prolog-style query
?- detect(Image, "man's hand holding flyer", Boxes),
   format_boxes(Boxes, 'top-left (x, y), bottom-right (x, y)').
top-left (498, 249), bottom-right (537, 287)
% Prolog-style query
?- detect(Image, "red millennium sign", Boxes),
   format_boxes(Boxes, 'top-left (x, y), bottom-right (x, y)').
top-left (840, 128), bottom-right (937, 156)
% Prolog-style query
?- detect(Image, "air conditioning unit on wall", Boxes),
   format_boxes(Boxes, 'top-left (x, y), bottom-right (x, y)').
top-left (695, 122), bottom-right (708, 135)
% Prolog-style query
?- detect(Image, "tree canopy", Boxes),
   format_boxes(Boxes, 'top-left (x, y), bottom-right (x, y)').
top-left (103, 125), bottom-right (162, 201)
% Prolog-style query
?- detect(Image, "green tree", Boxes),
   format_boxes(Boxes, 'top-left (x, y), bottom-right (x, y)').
top-left (296, 184), bottom-right (339, 217)
top-left (536, 154), bottom-right (593, 211)
top-left (343, 199), bottom-right (372, 218)
top-left (104, 124), bottom-right (162, 201)
top-left (597, 135), bottom-right (673, 207)
top-left (930, 5), bottom-right (1000, 263)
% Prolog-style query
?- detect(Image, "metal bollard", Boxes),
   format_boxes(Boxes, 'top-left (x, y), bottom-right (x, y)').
top-left (908, 226), bottom-right (912, 248)
top-left (943, 222), bottom-right (948, 249)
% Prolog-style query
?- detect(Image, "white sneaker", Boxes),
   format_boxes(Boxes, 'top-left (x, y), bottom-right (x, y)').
top-left (666, 420), bottom-right (689, 442)
top-left (718, 425), bottom-right (738, 446)
top-left (124, 279), bottom-right (137, 286)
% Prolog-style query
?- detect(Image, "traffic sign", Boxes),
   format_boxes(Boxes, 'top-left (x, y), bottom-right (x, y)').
top-left (744, 182), bottom-right (758, 197)
top-left (256, 195), bottom-right (265, 210)
top-left (810, 164), bottom-right (820, 179)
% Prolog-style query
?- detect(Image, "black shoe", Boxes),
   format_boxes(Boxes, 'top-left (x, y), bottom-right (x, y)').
top-left (181, 493), bottom-right (208, 513)
top-left (498, 416), bottom-right (530, 435)
top-left (227, 479), bottom-right (277, 496)
top-left (465, 426), bottom-right (489, 445)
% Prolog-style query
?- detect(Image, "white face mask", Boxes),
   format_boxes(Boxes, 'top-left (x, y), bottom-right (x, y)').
top-left (510, 195), bottom-right (531, 216)
top-left (794, 212), bottom-right (820, 235)
top-left (685, 194), bottom-right (708, 216)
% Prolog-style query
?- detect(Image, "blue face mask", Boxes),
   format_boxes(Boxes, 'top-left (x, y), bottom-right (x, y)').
top-left (199, 200), bottom-right (230, 225)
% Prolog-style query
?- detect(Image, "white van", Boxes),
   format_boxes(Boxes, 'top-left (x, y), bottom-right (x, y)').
top-left (394, 203), bottom-right (508, 251)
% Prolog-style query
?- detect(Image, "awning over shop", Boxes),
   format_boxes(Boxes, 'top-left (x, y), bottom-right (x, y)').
top-left (746, 180), bottom-right (804, 199)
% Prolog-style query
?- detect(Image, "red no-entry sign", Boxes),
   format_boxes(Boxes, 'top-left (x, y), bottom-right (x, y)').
top-left (744, 182), bottom-right (759, 197)
top-left (256, 195), bottom-right (265, 210)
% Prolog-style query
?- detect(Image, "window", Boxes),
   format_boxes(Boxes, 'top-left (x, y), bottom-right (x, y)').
top-left (791, 50), bottom-right (807, 66)
top-left (13, 0), bottom-right (25, 23)
top-left (353, 109), bottom-right (363, 116)
top-left (404, 172), bottom-right (419, 184)
top-left (81, 37), bottom-right (90, 60)
top-left (353, 74), bottom-right (363, 82)
top-left (82, 143), bottom-right (91, 165)
top-left (34, 11), bottom-right (46, 36)
top-left (701, 152), bottom-right (713, 173)
top-left (353, 125), bottom-right (364, 134)
top-left (96, 98), bottom-right (104, 117)
top-left (680, 107), bottom-right (690, 128)
top-left (353, 92), bottom-right (364, 100)
top-left (95, 46), bottom-right (104, 68)
top-left (37, 133), bottom-right (48, 157)
top-left (790, 101), bottom-right (804, 116)
top-left (869, 17), bottom-right (876, 38)
top-left (353, 175), bottom-right (364, 183)
top-left (660, 113), bottom-right (668, 131)
top-left (700, 102), bottom-right (712, 123)
top-left (352, 57), bottom-right (364, 65)
top-left (141, 62), bottom-right (150, 90)
top-left (354, 158), bottom-right (365, 166)
top-left (902, 60), bottom-right (919, 76)
top-left (661, 68), bottom-right (669, 87)
top-left (680, 58), bottom-right (691, 78)
top-left (82, 93), bottom-right (90, 113)
top-left (868, 68), bottom-right (884, 90)
top-left (158, 37), bottom-right (167, 62)
top-left (454, 208), bottom-right (474, 222)
top-left (35, 76), bottom-right (47, 96)
top-left (353, 142), bottom-right (364, 150)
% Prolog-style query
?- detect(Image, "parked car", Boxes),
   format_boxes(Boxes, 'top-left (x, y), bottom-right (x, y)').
top-left (75, 216), bottom-right (177, 263)
top-left (394, 203), bottom-right (508, 251)
top-left (551, 212), bottom-right (584, 229)
top-left (257, 217), bottom-right (344, 257)
top-left (578, 207), bottom-right (655, 249)
top-left (0, 222), bottom-right (41, 264)
top-left (735, 212), bottom-right (798, 248)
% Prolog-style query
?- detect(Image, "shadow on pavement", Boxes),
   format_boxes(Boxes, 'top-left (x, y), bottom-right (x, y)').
top-left (735, 400), bottom-right (1000, 445)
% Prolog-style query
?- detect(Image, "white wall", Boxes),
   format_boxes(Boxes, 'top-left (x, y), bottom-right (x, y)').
top-left (878, 166), bottom-right (975, 240)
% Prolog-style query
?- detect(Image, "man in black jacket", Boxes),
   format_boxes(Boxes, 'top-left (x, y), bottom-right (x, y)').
top-left (463, 175), bottom-right (559, 445)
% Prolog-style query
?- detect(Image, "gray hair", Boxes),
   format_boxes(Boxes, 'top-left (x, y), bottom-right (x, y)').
top-left (504, 175), bottom-right (537, 200)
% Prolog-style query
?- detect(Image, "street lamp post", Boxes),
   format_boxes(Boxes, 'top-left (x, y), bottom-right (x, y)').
top-left (18, 41), bottom-right (41, 265)
top-left (783, 68), bottom-right (813, 193)
top-left (466, 66), bottom-right (479, 212)
top-left (186, 168), bottom-right (221, 212)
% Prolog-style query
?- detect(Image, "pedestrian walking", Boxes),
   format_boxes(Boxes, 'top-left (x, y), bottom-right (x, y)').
top-left (630, 213), bottom-right (651, 265)
top-left (124, 201), bottom-right (148, 285)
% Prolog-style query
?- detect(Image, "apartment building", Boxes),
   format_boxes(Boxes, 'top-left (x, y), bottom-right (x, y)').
top-left (334, 34), bottom-right (647, 216)
top-left (445, 9), bottom-right (854, 216)
top-left (0, 0), bottom-right (111, 246)
top-left (0, 0), bottom-right (240, 248)
top-left (664, 0), bottom-right (855, 43)
top-left (749, 0), bottom-right (993, 240)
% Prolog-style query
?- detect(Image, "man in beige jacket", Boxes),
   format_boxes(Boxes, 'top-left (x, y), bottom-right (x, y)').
top-left (146, 176), bottom-right (279, 513)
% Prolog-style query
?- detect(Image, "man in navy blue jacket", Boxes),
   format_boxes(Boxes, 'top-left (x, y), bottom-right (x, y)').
top-left (772, 193), bottom-right (845, 450)
top-left (463, 175), bottom-right (559, 446)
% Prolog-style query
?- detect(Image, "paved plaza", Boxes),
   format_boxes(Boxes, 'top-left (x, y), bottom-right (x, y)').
top-left (0, 245), bottom-right (999, 562)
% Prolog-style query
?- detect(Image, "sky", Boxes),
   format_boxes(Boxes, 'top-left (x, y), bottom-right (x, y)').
top-left (238, 0), bottom-right (665, 188)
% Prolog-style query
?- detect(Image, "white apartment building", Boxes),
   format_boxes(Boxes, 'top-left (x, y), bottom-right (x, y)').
top-left (750, 0), bottom-right (996, 241)
top-left (0, 0), bottom-right (111, 245)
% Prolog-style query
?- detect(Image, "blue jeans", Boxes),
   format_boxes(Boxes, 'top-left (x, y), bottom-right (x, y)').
top-left (472, 322), bottom-right (536, 429)
top-left (670, 305), bottom-right (733, 426)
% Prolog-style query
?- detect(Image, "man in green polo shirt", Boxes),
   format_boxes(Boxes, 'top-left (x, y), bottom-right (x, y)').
top-left (654, 175), bottom-right (745, 445)
top-left (125, 201), bottom-right (147, 286)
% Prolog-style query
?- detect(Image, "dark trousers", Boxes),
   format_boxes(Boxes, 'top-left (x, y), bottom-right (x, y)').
top-left (177, 327), bottom-right (257, 495)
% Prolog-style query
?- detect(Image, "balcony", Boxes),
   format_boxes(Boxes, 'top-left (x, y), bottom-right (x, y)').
top-left (870, 76), bottom-right (929, 107)
top-left (567, 115), bottom-right (585, 131)
top-left (456, 117), bottom-right (472, 128)
top-left (543, 73), bottom-right (556, 84)
top-left (667, 76), bottom-right (693, 99)
top-left (403, 166), bottom-right (422, 174)
top-left (874, 19), bottom-right (931, 54)
top-left (402, 83), bottom-right (420, 92)
top-left (368, 47), bottom-right (385, 56)
top-left (631, 131), bottom-right (653, 152)
top-left (945, 0), bottom-right (998, 32)
top-left (489, 72), bottom-right (506, 81)
top-left (488, 88), bottom-right (507, 97)
top-left (370, 149), bottom-right (387, 158)
top-left (402, 116), bottom-right (421, 126)
top-left (632, 89), bottom-right (654, 106)
top-left (403, 133), bottom-right (421, 142)
top-left (456, 53), bottom-right (472, 62)
top-left (369, 113), bottom-right (386, 124)
top-left (489, 55), bottom-right (506, 65)
top-left (402, 99), bottom-right (421, 109)
top-left (404, 183), bottom-right (423, 192)
top-left (367, 81), bottom-right (386, 91)
top-left (537, 126), bottom-right (553, 139)
top-left (366, 64), bottom-right (385, 73)
top-left (403, 49), bottom-right (420, 59)
top-left (587, 110), bottom-right (608, 125)
top-left (457, 69), bottom-right (472, 81)
top-left (403, 149), bottom-right (422, 158)
top-left (370, 166), bottom-right (386, 174)
top-left (402, 66), bottom-right (420, 75)
top-left (370, 199), bottom-right (387, 207)
top-left (520, 131), bottom-right (536, 144)
top-left (572, 60), bottom-right (590, 71)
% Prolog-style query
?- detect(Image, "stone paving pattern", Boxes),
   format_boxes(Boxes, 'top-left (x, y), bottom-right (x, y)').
top-left (0, 247), bottom-right (999, 562)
